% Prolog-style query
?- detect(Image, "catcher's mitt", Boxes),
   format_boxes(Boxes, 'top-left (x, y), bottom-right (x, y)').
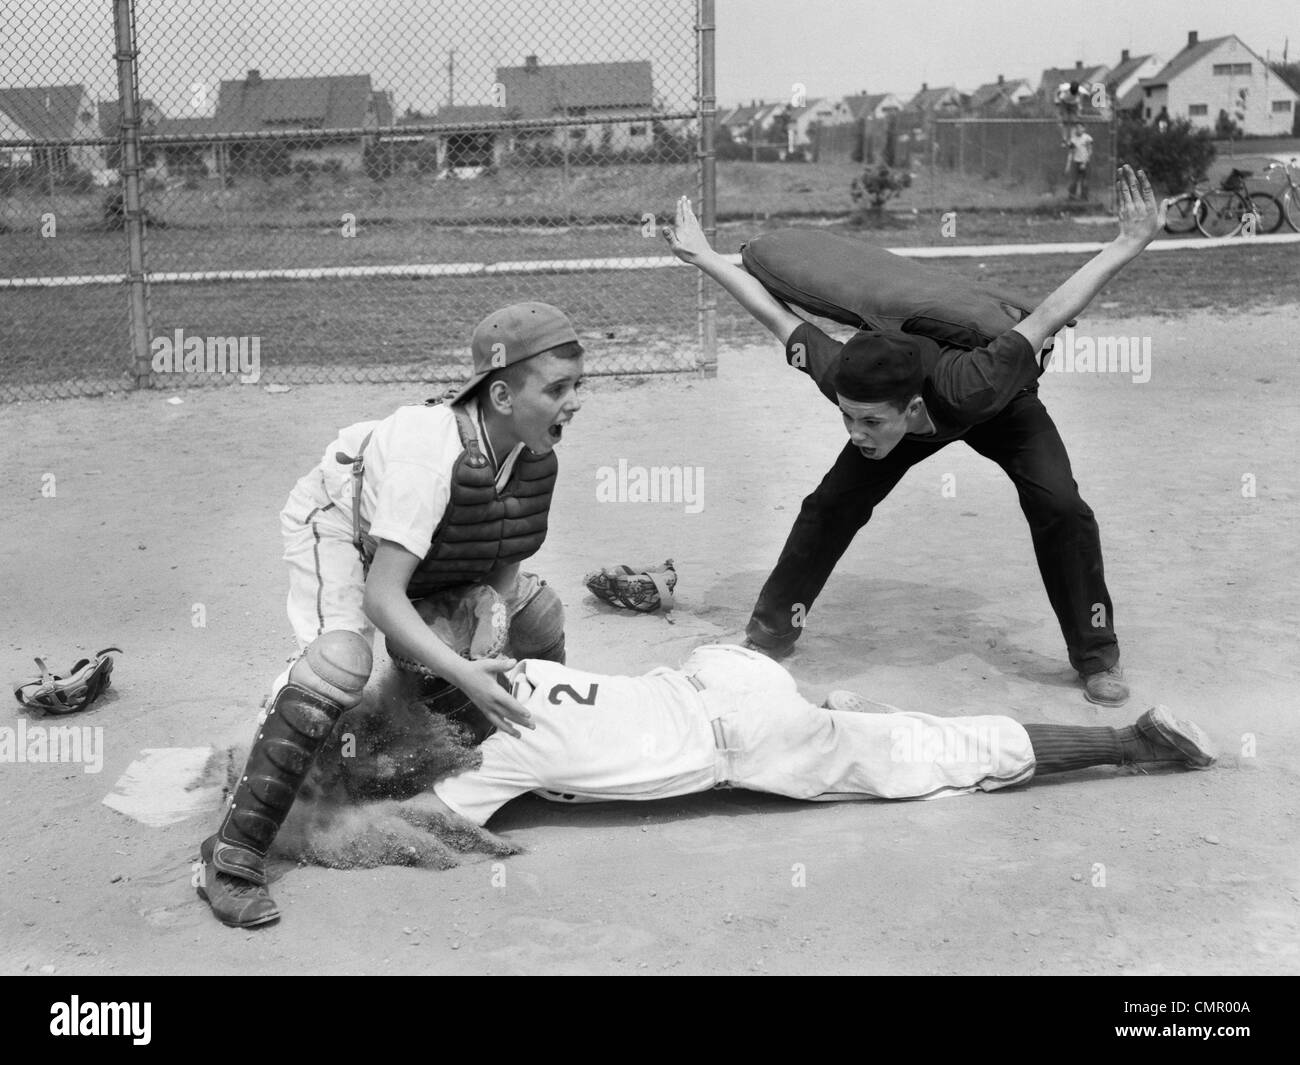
top-left (583, 560), bottom-right (677, 613)
top-left (387, 584), bottom-right (509, 675)
top-left (14, 647), bottom-right (122, 715)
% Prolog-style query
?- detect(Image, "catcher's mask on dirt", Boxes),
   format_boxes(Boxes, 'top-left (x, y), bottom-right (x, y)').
top-left (14, 648), bottom-right (122, 715)
top-left (387, 585), bottom-right (509, 741)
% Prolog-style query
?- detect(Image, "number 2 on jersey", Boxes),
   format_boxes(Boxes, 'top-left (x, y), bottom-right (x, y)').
top-left (547, 682), bottom-right (599, 705)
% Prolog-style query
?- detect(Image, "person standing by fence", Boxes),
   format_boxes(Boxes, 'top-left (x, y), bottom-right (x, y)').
top-left (1066, 123), bottom-right (1094, 202)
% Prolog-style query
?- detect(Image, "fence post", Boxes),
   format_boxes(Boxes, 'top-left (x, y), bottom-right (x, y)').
top-left (696, 0), bottom-right (717, 377)
top-left (112, 0), bottom-right (152, 388)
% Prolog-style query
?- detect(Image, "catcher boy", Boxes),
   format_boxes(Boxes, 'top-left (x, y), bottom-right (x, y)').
top-left (197, 301), bottom-right (584, 929)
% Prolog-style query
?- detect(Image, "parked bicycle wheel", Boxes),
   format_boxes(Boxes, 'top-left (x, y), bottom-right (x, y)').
top-left (1162, 193), bottom-right (1199, 234)
top-left (1284, 189), bottom-right (1300, 233)
top-left (1246, 192), bottom-right (1284, 234)
top-left (1195, 190), bottom-right (1250, 237)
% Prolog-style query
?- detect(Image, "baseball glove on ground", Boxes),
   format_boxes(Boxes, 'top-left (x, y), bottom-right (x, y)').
top-left (583, 560), bottom-right (677, 613)
top-left (14, 647), bottom-right (122, 715)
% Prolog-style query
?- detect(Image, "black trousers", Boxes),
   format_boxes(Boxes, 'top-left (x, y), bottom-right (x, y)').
top-left (746, 389), bottom-right (1119, 675)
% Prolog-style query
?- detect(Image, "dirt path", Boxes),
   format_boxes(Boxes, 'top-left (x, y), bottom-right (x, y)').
top-left (2, 307), bottom-right (1297, 974)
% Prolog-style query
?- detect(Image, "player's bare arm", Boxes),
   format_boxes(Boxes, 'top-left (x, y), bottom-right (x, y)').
top-left (363, 540), bottom-right (534, 737)
top-left (662, 194), bottom-right (803, 344)
top-left (1013, 166), bottom-right (1165, 354)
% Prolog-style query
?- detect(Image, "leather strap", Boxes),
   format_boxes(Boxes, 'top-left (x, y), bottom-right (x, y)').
top-left (335, 431), bottom-right (375, 567)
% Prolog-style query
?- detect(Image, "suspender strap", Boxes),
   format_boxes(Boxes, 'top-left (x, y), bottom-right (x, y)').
top-left (334, 430), bottom-right (375, 566)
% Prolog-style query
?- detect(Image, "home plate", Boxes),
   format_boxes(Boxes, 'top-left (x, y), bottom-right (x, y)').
top-left (103, 747), bottom-right (225, 827)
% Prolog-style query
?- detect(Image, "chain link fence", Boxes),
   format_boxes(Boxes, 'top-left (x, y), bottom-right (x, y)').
top-left (1, 0), bottom-right (716, 401)
top-left (931, 118), bottom-right (1115, 200)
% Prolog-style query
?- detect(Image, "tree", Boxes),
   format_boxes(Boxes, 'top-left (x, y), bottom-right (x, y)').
top-left (1116, 116), bottom-right (1216, 195)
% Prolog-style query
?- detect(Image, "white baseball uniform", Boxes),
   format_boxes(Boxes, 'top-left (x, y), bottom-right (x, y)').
top-left (433, 645), bottom-right (1036, 825)
top-left (271, 397), bottom-right (533, 693)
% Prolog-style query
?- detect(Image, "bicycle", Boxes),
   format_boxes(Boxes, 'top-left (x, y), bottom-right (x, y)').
top-left (1261, 160), bottom-right (1300, 233)
top-left (1161, 168), bottom-right (1283, 237)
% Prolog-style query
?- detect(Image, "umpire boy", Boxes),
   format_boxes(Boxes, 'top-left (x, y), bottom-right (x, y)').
top-left (663, 167), bottom-right (1167, 709)
top-left (198, 302), bottom-right (584, 928)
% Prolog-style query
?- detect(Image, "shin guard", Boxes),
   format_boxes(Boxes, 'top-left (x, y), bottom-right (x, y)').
top-left (212, 631), bottom-right (371, 882)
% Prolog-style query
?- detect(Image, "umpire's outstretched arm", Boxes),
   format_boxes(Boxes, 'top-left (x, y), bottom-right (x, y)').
top-left (1012, 166), bottom-right (1165, 353)
top-left (662, 195), bottom-right (804, 345)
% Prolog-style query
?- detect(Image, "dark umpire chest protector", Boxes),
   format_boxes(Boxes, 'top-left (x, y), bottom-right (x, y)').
top-left (339, 401), bottom-right (557, 598)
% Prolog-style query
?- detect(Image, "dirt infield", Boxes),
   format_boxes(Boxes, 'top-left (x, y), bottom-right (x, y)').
top-left (2, 306), bottom-right (1298, 975)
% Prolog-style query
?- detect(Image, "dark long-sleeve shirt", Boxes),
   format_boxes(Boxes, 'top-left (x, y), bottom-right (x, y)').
top-left (785, 322), bottom-right (1042, 443)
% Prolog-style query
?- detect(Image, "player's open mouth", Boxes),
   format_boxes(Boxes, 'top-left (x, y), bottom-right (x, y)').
top-left (548, 423), bottom-right (564, 441)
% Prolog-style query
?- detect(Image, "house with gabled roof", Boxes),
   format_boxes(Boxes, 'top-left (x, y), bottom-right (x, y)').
top-left (1136, 31), bottom-right (1299, 134)
top-left (901, 83), bottom-right (966, 123)
top-left (842, 92), bottom-right (903, 121)
top-left (496, 55), bottom-right (657, 152)
top-left (719, 100), bottom-right (773, 144)
top-left (207, 70), bottom-right (390, 172)
top-left (783, 97), bottom-right (853, 149)
top-left (1105, 49), bottom-right (1162, 115)
top-left (0, 84), bottom-right (103, 172)
top-left (98, 97), bottom-right (165, 172)
top-left (966, 75), bottom-right (1035, 115)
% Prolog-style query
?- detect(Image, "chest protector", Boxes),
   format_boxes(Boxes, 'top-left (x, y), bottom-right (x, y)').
top-left (342, 402), bottom-right (557, 599)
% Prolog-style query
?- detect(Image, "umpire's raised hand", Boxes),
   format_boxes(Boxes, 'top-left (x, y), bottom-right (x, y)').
top-left (662, 195), bottom-right (714, 265)
top-left (1115, 165), bottom-right (1165, 250)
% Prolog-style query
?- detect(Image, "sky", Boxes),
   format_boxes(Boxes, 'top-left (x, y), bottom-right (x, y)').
top-left (715, 0), bottom-right (1300, 105)
top-left (2, 0), bottom-right (1297, 117)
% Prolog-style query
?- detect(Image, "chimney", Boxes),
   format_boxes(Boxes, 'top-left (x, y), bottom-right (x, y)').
top-left (1075, 60), bottom-right (1083, 70)
top-left (921, 82), bottom-right (928, 91)
top-left (1121, 49), bottom-right (1130, 63)
top-left (245, 69), bottom-right (262, 87)
top-left (525, 54), bottom-right (539, 72)
top-left (1187, 31), bottom-right (1198, 49)
top-left (997, 74), bottom-right (1004, 85)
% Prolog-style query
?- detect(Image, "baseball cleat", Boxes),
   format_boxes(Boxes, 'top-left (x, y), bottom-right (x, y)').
top-left (197, 836), bottom-right (280, 929)
top-left (1133, 705), bottom-right (1217, 769)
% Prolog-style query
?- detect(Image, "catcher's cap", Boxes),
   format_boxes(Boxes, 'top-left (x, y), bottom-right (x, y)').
top-left (388, 585), bottom-right (509, 675)
top-left (448, 302), bottom-right (582, 405)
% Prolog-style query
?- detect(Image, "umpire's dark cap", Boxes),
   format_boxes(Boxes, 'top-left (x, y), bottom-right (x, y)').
top-left (832, 330), bottom-right (925, 404)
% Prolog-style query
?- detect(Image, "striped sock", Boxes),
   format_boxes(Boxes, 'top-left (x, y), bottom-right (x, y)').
top-left (1023, 724), bottom-right (1125, 775)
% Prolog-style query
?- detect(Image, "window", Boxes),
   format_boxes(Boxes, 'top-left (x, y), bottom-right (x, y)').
top-left (629, 125), bottom-right (646, 136)
top-left (1212, 63), bottom-right (1251, 76)
top-left (1273, 100), bottom-right (1293, 113)
top-left (569, 129), bottom-right (585, 141)
top-left (1144, 107), bottom-right (1151, 118)
top-left (1188, 104), bottom-right (1208, 116)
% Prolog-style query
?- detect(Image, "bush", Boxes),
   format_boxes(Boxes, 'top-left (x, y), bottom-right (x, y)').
top-left (850, 163), bottom-right (912, 211)
top-left (1215, 110), bottom-right (1242, 140)
top-left (1116, 117), bottom-right (1216, 195)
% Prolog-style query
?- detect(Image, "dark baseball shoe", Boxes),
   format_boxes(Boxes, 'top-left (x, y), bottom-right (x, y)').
top-left (197, 835), bottom-right (280, 929)
top-left (1132, 705), bottom-right (1217, 769)
top-left (1081, 665), bottom-right (1129, 707)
